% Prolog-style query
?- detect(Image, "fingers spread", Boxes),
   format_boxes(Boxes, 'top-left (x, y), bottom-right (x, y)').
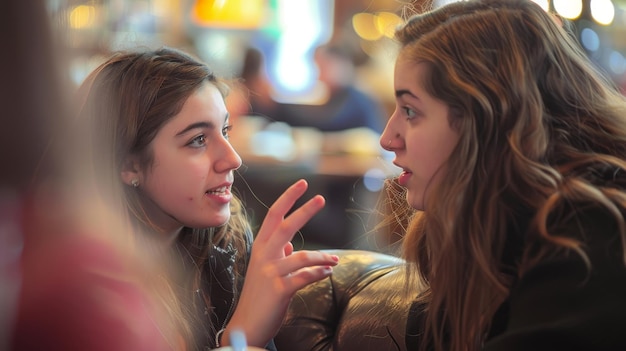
top-left (283, 242), bottom-right (294, 256)
top-left (263, 195), bottom-right (325, 253)
top-left (274, 250), bottom-right (338, 277)
top-left (254, 178), bottom-right (326, 256)
top-left (284, 266), bottom-right (334, 292)
top-left (256, 180), bottom-right (309, 243)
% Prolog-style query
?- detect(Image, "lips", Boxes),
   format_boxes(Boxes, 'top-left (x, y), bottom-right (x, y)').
top-left (204, 181), bottom-right (234, 204)
top-left (397, 170), bottom-right (412, 187)
top-left (392, 162), bottom-right (412, 187)
top-left (206, 185), bottom-right (230, 195)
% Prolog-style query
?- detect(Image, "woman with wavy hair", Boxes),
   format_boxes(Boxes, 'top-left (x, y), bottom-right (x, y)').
top-left (380, 0), bottom-right (626, 350)
top-left (75, 47), bottom-right (338, 350)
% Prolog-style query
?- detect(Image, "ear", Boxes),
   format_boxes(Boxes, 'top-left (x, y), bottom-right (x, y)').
top-left (120, 155), bottom-right (142, 187)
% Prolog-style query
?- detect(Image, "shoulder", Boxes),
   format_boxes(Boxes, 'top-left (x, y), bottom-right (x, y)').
top-left (486, 166), bottom-right (626, 350)
top-left (521, 201), bottom-right (625, 286)
top-left (486, 204), bottom-right (626, 350)
top-left (543, 203), bottom-right (623, 264)
top-left (14, 234), bottom-right (170, 351)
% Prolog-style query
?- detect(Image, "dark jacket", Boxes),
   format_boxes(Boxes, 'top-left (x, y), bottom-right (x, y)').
top-left (483, 205), bottom-right (626, 350)
top-left (406, 204), bottom-right (626, 350)
top-left (188, 229), bottom-right (277, 351)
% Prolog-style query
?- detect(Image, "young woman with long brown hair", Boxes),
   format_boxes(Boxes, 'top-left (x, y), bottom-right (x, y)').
top-left (76, 47), bottom-right (338, 350)
top-left (380, 0), bottom-right (626, 350)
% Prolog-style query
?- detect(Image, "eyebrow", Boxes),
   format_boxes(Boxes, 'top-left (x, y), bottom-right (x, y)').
top-left (176, 122), bottom-right (213, 136)
top-left (175, 113), bottom-right (230, 137)
top-left (395, 89), bottom-right (418, 99)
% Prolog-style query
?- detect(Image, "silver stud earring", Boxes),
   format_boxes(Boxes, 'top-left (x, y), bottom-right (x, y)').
top-left (131, 179), bottom-right (139, 188)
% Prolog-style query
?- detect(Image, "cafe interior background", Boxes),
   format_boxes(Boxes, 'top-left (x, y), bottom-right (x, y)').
top-left (47, 0), bottom-right (626, 252)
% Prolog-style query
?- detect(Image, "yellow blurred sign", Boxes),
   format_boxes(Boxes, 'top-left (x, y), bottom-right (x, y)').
top-left (191, 0), bottom-right (266, 29)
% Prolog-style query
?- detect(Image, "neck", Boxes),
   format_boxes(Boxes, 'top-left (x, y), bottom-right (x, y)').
top-left (141, 220), bottom-right (183, 247)
top-left (164, 226), bottom-right (183, 246)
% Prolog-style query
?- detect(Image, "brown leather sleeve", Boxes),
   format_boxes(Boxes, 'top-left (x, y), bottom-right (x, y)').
top-left (275, 249), bottom-right (416, 351)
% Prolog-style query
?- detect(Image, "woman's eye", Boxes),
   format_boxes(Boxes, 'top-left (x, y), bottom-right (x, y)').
top-left (403, 106), bottom-right (418, 119)
top-left (188, 134), bottom-right (206, 148)
top-left (222, 124), bottom-right (233, 139)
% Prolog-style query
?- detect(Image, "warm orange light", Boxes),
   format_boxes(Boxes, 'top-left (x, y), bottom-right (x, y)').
top-left (69, 5), bottom-right (96, 29)
top-left (375, 12), bottom-right (402, 38)
top-left (352, 13), bottom-right (382, 41)
top-left (191, 0), bottom-right (266, 29)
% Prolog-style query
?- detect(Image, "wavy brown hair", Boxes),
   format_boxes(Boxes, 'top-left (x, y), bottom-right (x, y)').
top-left (392, 1), bottom-right (626, 350)
top-left (75, 47), bottom-right (250, 350)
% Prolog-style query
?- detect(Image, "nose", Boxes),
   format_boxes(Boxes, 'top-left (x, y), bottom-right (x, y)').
top-left (214, 137), bottom-right (242, 173)
top-left (380, 113), bottom-right (399, 151)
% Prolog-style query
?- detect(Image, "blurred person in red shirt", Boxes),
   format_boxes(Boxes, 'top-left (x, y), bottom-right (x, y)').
top-left (2, 2), bottom-right (180, 350)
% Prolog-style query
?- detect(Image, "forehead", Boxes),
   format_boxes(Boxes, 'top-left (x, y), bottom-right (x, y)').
top-left (162, 82), bottom-right (227, 130)
top-left (190, 81), bottom-right (224, 106)
top-left (394, 56), bottom-right (429, 91)
top-left (181, 82), bottom-right (225, 115)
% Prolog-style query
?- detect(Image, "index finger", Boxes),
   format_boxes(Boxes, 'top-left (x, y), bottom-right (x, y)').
top-left (254, 180), bottom-right (320, 244)
top-left (262, 194), bottom-right (325, 254)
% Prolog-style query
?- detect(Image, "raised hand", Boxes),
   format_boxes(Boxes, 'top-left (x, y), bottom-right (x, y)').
top-left (222, 179), bottom-right (339, 347)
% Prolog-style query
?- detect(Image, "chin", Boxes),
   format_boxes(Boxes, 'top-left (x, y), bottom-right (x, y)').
top-left (406, 192), bottom-right (425, 211)
top-left (191, 212), bottom-right (231, 228)
top-left (209, 215), bottom-right (231, 228)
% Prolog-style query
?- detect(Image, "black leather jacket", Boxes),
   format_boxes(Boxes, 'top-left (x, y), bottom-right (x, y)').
top-left (192, 229), bottom-right (277, 350)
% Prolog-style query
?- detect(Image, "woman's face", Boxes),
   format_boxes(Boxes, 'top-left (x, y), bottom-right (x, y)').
top-left (381, 59), bottom-right (460, 210)
top-left (126, 82), bottom-right (242, 234)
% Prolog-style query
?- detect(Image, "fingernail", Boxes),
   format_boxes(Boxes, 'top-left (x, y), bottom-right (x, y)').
top-left (331, 255), bottom-right (339, 262)
top-left (323, 266), bottom-right (333, 274)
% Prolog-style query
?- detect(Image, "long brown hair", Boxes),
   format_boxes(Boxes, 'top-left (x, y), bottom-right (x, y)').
top-left (75, 47), bottom-right (250, 350)
top-left (393, 1), bottom-right (626, 350)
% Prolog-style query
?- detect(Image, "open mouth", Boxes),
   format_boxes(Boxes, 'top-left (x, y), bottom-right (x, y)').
top-left (397, 170), bottom-right (412, 186)
top-left (206, 186), bottom-right (229, 195)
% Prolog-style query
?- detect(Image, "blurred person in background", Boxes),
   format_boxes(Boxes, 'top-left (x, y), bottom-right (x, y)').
top-left (75, 46), bottom-right (339, 350)
top-left (380, 0), bottom-right (626, 350)
top-left (227, 46), bottom-right (286, 123)
top-left (277, 42), bottom-right (386, 134)
top-left (4, 1), bottom-right (178, 351)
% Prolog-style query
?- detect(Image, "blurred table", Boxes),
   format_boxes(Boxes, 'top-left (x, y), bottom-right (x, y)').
top-left (230, 117), bottom-right (399, 251)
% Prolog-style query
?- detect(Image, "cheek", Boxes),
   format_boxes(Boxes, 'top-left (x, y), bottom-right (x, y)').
top-left (144, 167), bottom-right (179, 201)
top-left (407, 136), bottom-right (444, 175)
top-left (147, 156), bottom-right (202, 193)
top-left (161, 152), bottom-right (209, 179)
